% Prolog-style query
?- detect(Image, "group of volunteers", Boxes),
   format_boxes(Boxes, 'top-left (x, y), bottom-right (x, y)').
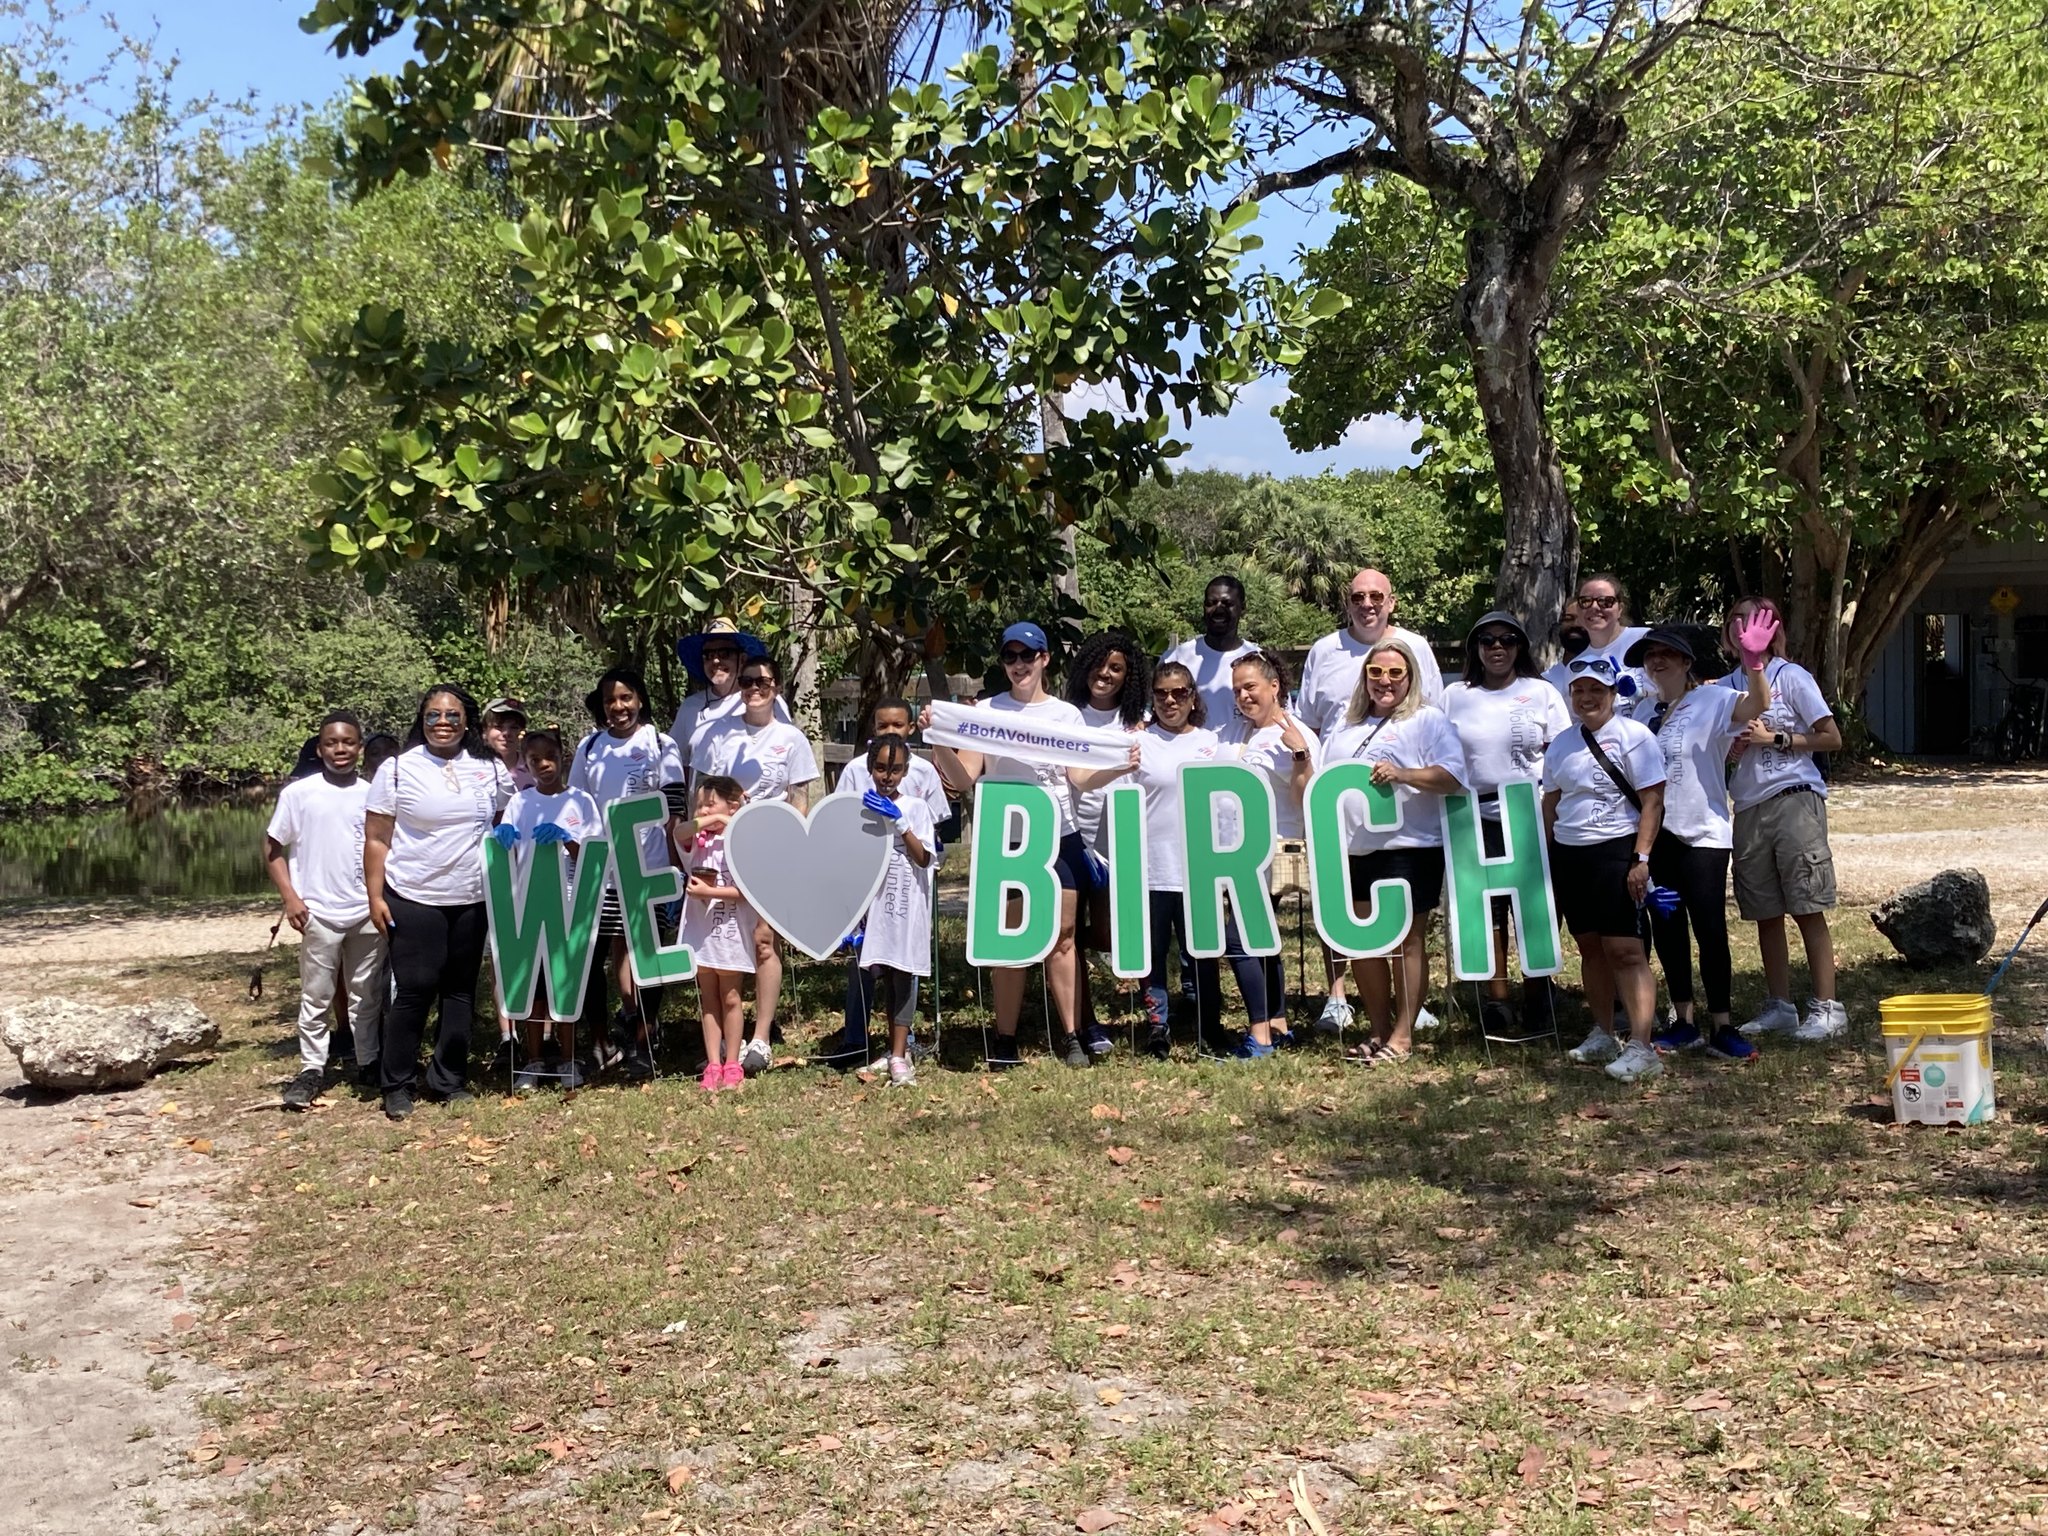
top-left (260, 569), bottom-right (1848, 1118)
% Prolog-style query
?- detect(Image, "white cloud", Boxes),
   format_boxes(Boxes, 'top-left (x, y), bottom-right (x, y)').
top-left (1178, 375), bottom-right (1419, 477)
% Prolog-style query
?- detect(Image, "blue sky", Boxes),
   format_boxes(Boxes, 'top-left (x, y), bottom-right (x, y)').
top-left (76, 0), bottom-right (1413, 476)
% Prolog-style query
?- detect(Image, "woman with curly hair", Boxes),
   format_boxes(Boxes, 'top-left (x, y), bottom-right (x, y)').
top-left (1062, 631), bottom-right (1149, 1055)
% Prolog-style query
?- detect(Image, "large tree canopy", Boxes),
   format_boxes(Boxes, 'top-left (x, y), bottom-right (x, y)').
top-left (302, 0), bottom-right (1332, 699)
top-left (1282, 0), bottom-right (2048, 704)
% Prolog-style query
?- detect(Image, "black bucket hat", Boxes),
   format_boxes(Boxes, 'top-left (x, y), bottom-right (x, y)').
top-left (1462, 609), bottom-right (1533, 668)
top-left (1623, 625), bottom-right (1695, 667)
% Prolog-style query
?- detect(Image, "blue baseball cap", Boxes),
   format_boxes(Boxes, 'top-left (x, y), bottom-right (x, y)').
top-left (1000, 621), bottom-right (1049, 653)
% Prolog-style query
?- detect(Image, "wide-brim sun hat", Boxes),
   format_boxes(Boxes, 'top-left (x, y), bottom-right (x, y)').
top-left (676, 617), bottom-right (768, 678)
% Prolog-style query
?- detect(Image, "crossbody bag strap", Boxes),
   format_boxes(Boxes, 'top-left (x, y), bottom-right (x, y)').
top-left (1579, 724), bottom-right (1642, 811)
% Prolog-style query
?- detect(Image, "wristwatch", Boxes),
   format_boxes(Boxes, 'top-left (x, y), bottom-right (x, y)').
top-left (1772, 730), bottom-right (1791, 751)
top-left (1292, 749), bottom-right (1309, 762)
top-left (1634, 852), bottom-right (1651, 864)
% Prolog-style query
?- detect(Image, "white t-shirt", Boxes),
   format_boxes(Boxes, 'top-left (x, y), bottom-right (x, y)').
top-left (859, 795), bottom-right (936, 976)
top-left (1296, 624), bottom-right (1445, 735)
top-left (1322, 705), bottom-right (1469, 851)
top-left (1720, 658), bottom-right (1832, 811)
top-left (1160, 635), bottom-right (1261, 730)
top-left (1629, 685), bottom-right (1743, 848)
top-left (569, 724), bottom-right (686, 883)
top-left (367, 747), bottom-right (514, 906)
top-left (838, 752), bottom-right (952, 857)
top-left (974, 693), bottom-right (1085, 837)
top-left (1071, 704), bottom-right (1138, 855)
top-left (697, 717), bottom-right (819, 804)
top-left (1543, 626), bottom-right (1650, 703)
top-left (670, 686), bottom-right (792, 783)
top-left (1443, 679), bottom-right (1573, 818)
top-left (501, 785), bottom-right (605, 848)
top-left (1542, 714), bottom-right (1666, 846)
top-left (677, 833), bottom-right (755, 974)
top-left (265, 774), bottom-right (371, 928)
top-left (1130, 724), bottom-right (1224, 892)
top-left (1219, 717), bottom-right (1322, 841)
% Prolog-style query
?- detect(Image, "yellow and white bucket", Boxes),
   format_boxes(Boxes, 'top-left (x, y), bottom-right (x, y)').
top-left (1880, 994), bottom-right (1995, 1127)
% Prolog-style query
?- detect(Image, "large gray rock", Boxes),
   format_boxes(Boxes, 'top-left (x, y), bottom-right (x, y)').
top-left (0, 997), bottom-right (219, 1091)
top-left (1872, 868), bottom-right (1997, 967)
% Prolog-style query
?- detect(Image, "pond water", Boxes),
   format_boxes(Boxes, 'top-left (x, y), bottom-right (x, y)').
top-left (0, 801), bottom-right (276, 904)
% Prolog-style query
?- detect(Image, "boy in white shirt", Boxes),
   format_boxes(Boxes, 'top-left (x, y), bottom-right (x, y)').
top-left (264, 712), bottom-right (383, 1108)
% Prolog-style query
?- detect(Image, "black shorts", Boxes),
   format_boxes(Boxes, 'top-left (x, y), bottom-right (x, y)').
top-left (1053, 830), bottom-right (1094, 893)
top-left (1548, 835), bottom-right (1643, 939)
top-left (1348, 847), bottom-right (1445, 914)
top-left (1481, 814), bottom-right (1506, 859)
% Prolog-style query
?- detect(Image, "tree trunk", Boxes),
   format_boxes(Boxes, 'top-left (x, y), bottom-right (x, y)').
top-left (1457, 233), bottom-right (1577, 653)
top-left (787, 583), bottom-right (827, 740)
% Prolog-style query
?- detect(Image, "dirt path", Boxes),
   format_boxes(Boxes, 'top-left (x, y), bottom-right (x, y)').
top-left (0, 1058), bottom-right (241, 1534)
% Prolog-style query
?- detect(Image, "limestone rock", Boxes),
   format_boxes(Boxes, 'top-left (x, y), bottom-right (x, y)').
top-left (1872, 868), bottom-right (1997, 967)
top-left (0, 997), bottom-right (219, 1091)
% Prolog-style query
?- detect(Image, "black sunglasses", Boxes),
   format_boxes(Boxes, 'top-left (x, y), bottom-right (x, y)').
top-left (999, 648), bottom-right (1039, 664)
top-left (1475, 632), bottom-right (1520, 649)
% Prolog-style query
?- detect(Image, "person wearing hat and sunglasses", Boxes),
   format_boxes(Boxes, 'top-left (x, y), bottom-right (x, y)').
top-left (481, 697), bottom-right (535, 791)
top-left (923, 622), bottom-right (1111, 1070)
top-left (1542, 653), bottom-right (1667, 1083)
top-left (1625, 616), bottom-right (1776, 1061)
top-left (670, 618), bottom-right (793, 793)
top-left (1444, 610), bottom-right (1573, 1034)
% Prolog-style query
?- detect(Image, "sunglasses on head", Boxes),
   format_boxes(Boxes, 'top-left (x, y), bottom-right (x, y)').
top-left (999, 648), bottom-right (1039, 665)
top-left (1567, 656), bottom-right (1618, 679)
top-left (1365, 664), bottom-right (1408, 681)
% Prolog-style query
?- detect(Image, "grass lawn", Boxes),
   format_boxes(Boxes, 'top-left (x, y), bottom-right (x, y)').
top-left (131, 902), bottom-right (2048, 1535)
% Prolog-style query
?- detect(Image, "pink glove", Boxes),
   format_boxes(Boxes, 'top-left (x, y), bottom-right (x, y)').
top-left (1736, 611), bottom-right (1779, 671)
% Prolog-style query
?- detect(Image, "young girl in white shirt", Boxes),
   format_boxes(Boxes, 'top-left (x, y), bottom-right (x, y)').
top-left (853, 737), bottom-right (937, 1086)
top-left (679, 776), bottom-right (756, 1091)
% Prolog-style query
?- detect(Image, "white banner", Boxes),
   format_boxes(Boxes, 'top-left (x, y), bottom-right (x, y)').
top-left (924, 698), bottom-right (1135, 771)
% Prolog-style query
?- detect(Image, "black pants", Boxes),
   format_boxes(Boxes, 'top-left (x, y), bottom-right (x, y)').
top-left (380, 890), bottom-right (488, 1097)
top-left (1142, 891), bottom-right (1273, 1034)
top-left (1647, 832), bottom-right (1733, 1015)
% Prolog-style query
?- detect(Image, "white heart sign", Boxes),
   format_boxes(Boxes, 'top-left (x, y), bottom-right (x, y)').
top-left (724, 792), bottom-right (894, 961)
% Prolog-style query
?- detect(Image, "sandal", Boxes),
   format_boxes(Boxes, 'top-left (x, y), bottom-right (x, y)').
top-left (1343, 1040), bottom-right (1379, 1067)
top-left (1374, 1041), bottom-right (1414, 1065)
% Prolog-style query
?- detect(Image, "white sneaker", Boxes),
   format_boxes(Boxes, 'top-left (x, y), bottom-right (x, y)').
top-left (1314, 997), bottom-right (1354, 1035)
top-left (887, 1054), bottom-right (916, 1087)
top-left (1413, 1005), bottom-right (1441, 1035)
top-left (1605, 1040), bottom-right (1665, 1083)
top-left (1567, 1026), bottom-right (1623, 1065)
top-left (1739, 998), bottom-right (1800, 1039)
top-left (1792, 998), bottom-right (1848, 1043)
top-left (740, 1038), bottom-right (772, 1078)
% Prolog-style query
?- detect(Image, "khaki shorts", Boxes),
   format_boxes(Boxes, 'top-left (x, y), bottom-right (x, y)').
top-left (1270, 838), bottom-right (1311, 899)
top-left (1733, 788), bottom-right (1836, 920)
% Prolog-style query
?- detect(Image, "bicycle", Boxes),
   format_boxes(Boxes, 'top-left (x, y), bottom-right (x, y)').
top-left (1981, 661), bottom-right (2048, 763)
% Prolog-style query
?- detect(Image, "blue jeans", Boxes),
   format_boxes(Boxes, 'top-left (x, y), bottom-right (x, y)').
top-left (1143, 890), bottom-right (1275, 1032)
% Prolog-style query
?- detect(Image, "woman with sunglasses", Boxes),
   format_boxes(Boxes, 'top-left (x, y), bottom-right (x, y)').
top-left (1218, 650), bottom-right (1321, 1056)
top-left (364, 684), bottom-right (515, 1120)
top-left (1444, 611), bottom-right (1572, 1033)
top-left (1070, 660), bottom-right (1270, 1059)
top-left (670, 619), bottom-right (791, 793)
top-left (1542, 654), bottom-right (1668, 1083)
top-left (1324, 639), bottom-right (1468, 1064)
top-left (923, 622), bottom-right (1103, 1069)
top-left (1542, 573), bottom-right (1648, 702)
top-left (698, 654), bottom-right (819, 1075)
top-left (1624, 619), bottom-right (1775, 1061)
top-left (571, 665), bottom-right (688, 1081)
top-left (1717, 597), bottom-right (1848, 1043)
top-left (1063, 632), bottom-right (1150, 1056)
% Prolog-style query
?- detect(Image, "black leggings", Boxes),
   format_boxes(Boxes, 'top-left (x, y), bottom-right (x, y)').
top-left (380, 889), bottom-right (488, 1097)
top-left (1143, 891), bottom-right (1274, 1032)
top-left (1647, 832), bottom-right (1732, 1015)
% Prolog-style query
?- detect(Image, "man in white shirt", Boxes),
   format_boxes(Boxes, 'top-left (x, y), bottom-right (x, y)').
top-left (1294, 568), bottom-right (1444, 1035)
top-left (1160, 574), bottom-right (1260, 728)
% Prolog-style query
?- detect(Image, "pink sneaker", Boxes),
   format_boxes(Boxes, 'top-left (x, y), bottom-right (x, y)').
top-left (718, 1061), bottom-right (744, 1090)
top-left (699, 1062), bottom-right (721, 1092)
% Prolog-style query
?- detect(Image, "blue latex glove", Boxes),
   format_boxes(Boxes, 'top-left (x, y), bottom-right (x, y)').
top-left (1084, 849), bottom-right (1111, 891)
top-left (531, 821), bottom-right (573, 846)
top-left (489, 824), bottom-right (521, 850)
top-left (862, 790), bottom-right (902, 821)
top-left (1646, 883), bottom-right (1681, 916)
